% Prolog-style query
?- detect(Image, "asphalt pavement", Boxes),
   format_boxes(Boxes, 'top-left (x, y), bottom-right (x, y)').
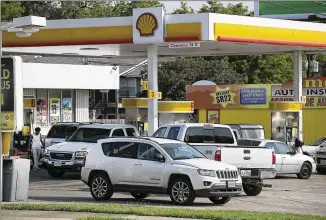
top-left (17, 169), bottom-right (326, 216)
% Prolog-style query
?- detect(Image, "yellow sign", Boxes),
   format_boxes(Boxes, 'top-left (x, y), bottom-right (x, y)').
top-left (1, 112), bottom-right (15, 130)
top-left (148, 90), bottom-right (156, 99)
top-left (301, 96), bottom-right (307, 103)
top-left (158, 92), bottom-right (162, 100)
top-left (207, 110), bottom-right (219, 124)
top-left (210, 87), bottom-right (237, 108)
top-left (24, 98), bottom-right (35, 108)
top-left (142, 81), bottom-right (149, 91)
top-left (136, 13), bottom-right (158, 37)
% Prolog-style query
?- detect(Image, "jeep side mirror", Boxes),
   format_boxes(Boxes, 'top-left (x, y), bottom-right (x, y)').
top-left (154, 153), bottom-right (165, 162)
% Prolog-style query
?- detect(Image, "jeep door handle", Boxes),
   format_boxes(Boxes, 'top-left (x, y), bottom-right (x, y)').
top-left (134, 162), bottom-right (142, 165)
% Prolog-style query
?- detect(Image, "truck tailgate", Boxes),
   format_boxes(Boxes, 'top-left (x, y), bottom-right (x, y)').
top-left (221, 146), bottom-right (274, 169)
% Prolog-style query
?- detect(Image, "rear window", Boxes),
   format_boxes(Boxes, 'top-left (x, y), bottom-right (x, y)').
top-left (126, 128), bottom-right (137, 137)
top-left (68, 128), bottom-right (111, 143)
top-left (238, 139), bottom-right (262, 146)
top-left (184, 127), bottom-right (234, 144)
top-left (47, 125), bottom-right (78, 139)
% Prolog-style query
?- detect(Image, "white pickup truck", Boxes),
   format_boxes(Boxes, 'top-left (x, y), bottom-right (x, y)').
top-left (153, 123), bottom-right (276, 196)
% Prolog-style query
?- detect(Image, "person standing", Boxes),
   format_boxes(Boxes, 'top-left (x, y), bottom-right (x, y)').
top-left (294, 137), bottom-right (303, 155)
top-left (32, 127), bottom-right (43, 171)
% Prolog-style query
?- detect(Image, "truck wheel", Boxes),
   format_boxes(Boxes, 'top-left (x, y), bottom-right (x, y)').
top-left (297, 162), bottom-right (312, 179)
top-left (243, 184), bottom-right (262, 196)
top-left (209, 196), bottom-right (231, 204)
top-left (316, 168), bottom-right (326, 174)
top-left (169, 177), bottom-right (196, 205)
top-left (90, 174), bottom-right (113, 201)
top-left (48, 170), bottom-right (65, 178)
top-left (130, 192), bottom-right (150, 200)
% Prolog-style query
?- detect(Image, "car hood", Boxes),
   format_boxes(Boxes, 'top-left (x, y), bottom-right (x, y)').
top-left (46, 141), bottom-right (97, 152)
top-left (44, 138), bottom-right (66, 147)
top-left (302, 145), bottom-right (320, 154)
top-left (172, 158), bottom-right (237, 171)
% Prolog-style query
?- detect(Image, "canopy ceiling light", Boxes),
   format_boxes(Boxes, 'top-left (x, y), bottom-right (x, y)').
top-left (1, 16), bottom-right (46, 37)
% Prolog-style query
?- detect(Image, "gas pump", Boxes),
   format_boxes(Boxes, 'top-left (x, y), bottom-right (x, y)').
top-left (271, 111), bottom-right (299, 145)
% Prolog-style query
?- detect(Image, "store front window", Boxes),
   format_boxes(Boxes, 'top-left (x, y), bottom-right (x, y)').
top-left (62, 90), bottom-right (73, 122)
top-left (35, 89), bottom-right (75, 126)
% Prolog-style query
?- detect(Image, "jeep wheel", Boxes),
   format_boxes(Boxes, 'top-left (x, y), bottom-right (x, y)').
top-left (48, 170), bottom-right (65, 178)
top-left (90, 174), bottom-right (113, 201)
top-left (130, 192), bottom-right (150, 200)
top-left (169, 177), bottom-right (196, 206)
top-left (297, 162), bottom-right (312, 179)
top-left (316, 167), bottom-right (326, 175)
top-left (209, 196), bottom-right (232, 204)
top-left (243, 184), bottom-right (262, 196)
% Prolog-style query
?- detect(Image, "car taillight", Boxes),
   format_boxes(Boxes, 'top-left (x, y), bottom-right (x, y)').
top-left (215, 149), bottom-right (221, 161)
top-left (272, 152), bottom-right (276, 165)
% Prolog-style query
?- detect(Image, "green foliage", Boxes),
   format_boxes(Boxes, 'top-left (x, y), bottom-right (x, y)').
top-left (157, 57), bottom-right (241, 100)
top-left (1, 2), bottom-right (25, 21)
top-left (198, 1), bottom-right (250, 15)
top-left (172, 1), bottom-right (195, 14)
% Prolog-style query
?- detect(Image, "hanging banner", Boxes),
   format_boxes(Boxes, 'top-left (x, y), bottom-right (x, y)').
top-left (36, 99), bottom-right (47, 126)
top-left (50, 98), bottom-right (60, 122)
top-left (62, 98), bottom-right (73, 122)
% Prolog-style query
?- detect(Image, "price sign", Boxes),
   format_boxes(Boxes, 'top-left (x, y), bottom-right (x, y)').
top-left (142, 81), bottom-right (148, 91)
top-left (157, 92), bottom-right (162, 100)
top-left (148, 90), bottom-right (156, 99)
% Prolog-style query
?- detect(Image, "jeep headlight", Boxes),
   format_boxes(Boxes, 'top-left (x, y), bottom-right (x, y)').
top-left (197, 169), bottom-right (216, 177)
top-left (75, 151), bottom-right (87, 157)
top-left (44, 149), bottom-right (50, 156)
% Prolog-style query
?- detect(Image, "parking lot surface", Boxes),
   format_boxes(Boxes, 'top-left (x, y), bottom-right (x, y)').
top-left (28, 170), bottom-right (326, 216)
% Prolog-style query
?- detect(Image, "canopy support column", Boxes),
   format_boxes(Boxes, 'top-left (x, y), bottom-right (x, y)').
top-left (147, 44), bottom-right (158, 136)
top-left (293, 50), bottom-right (303, 141)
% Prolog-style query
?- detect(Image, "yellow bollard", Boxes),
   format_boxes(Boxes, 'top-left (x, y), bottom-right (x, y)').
top-left (2, 132), bottom-right (12, 156)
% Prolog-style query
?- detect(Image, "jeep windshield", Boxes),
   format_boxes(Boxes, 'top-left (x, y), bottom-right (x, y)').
top-left (47, 125), bottom-right (78, 139)
top-left (161, 142), bottom-right (206, 160)
top-left (68, 128), bottom-right (111, 143)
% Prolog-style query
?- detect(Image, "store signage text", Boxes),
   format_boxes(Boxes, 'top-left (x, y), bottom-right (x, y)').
top-left (271, 78), bottom-right (326, 107)
top-left (240, 88), bottom-right (266, 104)
top-left (210, 87), bottom-right (236, 108)
top-left (169, 42), bottom-right (200, 49)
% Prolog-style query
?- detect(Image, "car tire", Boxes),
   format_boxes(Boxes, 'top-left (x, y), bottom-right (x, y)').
top-left (242, 184), bottom-right (263, 196)
top-left (316, 167), bottom-right (326, 175)
top-left (130, 192), bottom-right (150, 200)
top-left (297, 162), bottom-right (312, 179)
top-left (48, 170), bottom-right (65, 178)
top-left (90, 174), bottom-right (113, 201)
top-left (169, 177), bottom-right (196, 206)
top-left (209, 196), bottom-right (232, 204)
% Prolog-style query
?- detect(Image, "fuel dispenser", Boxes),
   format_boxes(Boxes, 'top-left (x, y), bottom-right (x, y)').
top-left (271, 111), bottom-right (299, 145)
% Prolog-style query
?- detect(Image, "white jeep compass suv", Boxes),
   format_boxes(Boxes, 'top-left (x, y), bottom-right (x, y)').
top-left (81, 137), bottom-right (242, 205)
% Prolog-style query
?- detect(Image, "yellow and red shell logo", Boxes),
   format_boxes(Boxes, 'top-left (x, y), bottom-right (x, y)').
top-left (136, 13), bottom-right (158, 37)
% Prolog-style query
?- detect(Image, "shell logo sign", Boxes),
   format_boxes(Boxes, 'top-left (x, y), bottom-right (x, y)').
top-left (136, 13), bottom-right (158, 37)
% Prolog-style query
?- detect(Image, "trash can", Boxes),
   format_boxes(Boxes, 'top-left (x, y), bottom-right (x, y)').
top-left (3, 158), bottom-right (30, 202)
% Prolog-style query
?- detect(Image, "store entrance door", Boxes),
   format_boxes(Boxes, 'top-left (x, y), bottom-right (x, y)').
top-left (271, 111), bottom-right (299, 145)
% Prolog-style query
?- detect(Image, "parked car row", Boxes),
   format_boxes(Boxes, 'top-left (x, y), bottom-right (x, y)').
top-left (38, 122), bottom-right (321, 205)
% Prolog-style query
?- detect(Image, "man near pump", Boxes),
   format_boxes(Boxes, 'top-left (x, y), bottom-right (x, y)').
top-left (32, 127), bottom-right (43, 171)
top-left (294, 137), bottom-right (304, 155)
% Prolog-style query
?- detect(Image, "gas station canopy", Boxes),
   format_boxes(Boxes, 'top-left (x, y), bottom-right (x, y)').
top-left (3, 12), bottom-right (326, 57)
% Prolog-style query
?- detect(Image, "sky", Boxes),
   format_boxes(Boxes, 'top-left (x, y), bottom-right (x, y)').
top-left (162, 1), bottom-right (255, 13)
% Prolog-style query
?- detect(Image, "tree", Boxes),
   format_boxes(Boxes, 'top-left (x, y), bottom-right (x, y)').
top-left (172, 1), bottom-right (195, 14)
top-left (157, 57), bottom-right (241, 101)
top-left (198, 1), bottom-right (250, 16)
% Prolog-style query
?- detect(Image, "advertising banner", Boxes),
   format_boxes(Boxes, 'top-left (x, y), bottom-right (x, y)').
top-left (50, 98), bottom-right (60, 122)
top-left (271, 77), bottom-right (326, 108)
top-left (186, 84), bottom-right (271, 109)
top-left (207, 110), bottom-right (219, 124)
top-left (36, 99), bottom-right (47, 126)
top-left (1, 57), bottom-right (15, 130)
top-left (62, 98), bottom-right (73, 122)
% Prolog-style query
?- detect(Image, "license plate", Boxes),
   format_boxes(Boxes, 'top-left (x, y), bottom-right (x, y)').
top-left (227, 181), bottom-right (236, 188)
top-left (321, 159), bottom-right (326, 164)
top-left (240, 170), bottom-right (251, 177)
top-left (54, 161), bottom-right (62, 167)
